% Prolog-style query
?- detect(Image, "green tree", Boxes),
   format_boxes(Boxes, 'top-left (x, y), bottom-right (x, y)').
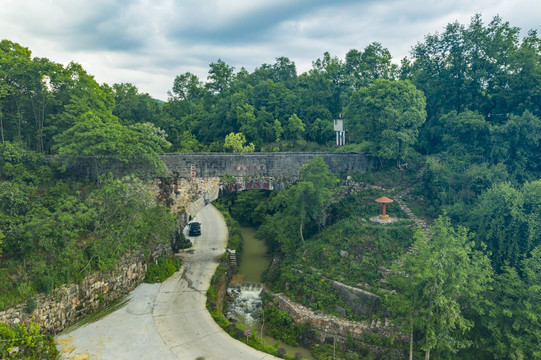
top-left (112, 82), bottom-right (161, 126)
top-left (0, 40), bottom-right (58, 151)
top-left (343, 42), bottom-right (397, 90)
top-left (206, 59), bottom-right (235, 95)
top-left (306, 117), bottom-right (333, 145)
top-left (177, 131), bottom-right (205, 152)
top-left (224, 190), bottom-right (272, 227)
top-left (223, 132), bottom-right (255, 153)
top-left (0, 229), bottom-right (4, 257)
top-left (410, 15), bottom-right (541, 153)
top-left (297, 52), bottom-right (341, 118)
top-left (257, 212), bottom-right (296, 254)
top-left (170, 72), bottom-right (205, 102)
top-left (0, 321), bottom-right (58, 359)
top-left (87, 176), bottom-right (176, 270)
top-left (272, 119), bottom-right (283, 141)
top-left (440, 110), bottom-right (492, 160)
top-left (492, 110), bottom-right (541, 182)
top-left (388, 216), bottom-right (493, 360)
top-left (345, 79), bottom-right (426, 166)
top-left (471, 247), bottom-right (541, 359)
top-left (469, 182), bottom-right (528, 271)
top-left (268, 157), bottom-right (338, 247)
top-left (284, 113), bottom-right (305, 140)
top-left (47, 62), bottom-right (116, 146)
top-left (237, 103), bottom-right (259, 141)
top-left (278, 181), bottom-right (316, 243)
top-left (54, 112), bottom-right (170, 177)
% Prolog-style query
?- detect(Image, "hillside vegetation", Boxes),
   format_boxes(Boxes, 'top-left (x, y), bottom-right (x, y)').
top-left (1, 13), bottom-right (540, 359)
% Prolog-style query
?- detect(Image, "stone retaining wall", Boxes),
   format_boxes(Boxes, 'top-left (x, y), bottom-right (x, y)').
top-left (0, 252), bottom-right (148, 335)
top-left (329, 280), bottom-right (381, 317)
top-left (270, 292), bottom-right (404, 344)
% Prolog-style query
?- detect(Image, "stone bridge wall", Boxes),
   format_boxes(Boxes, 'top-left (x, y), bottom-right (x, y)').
top-left (53, 152), bottom-right (372, 180)
top-left (161, 152), bottom-right (372, 178)
top-left (55, 152), bottom-right (372, 227)
top-left (55, 152), bottom-right (372, 226)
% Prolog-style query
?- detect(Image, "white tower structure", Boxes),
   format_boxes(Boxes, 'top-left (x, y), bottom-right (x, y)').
top-left (333, 115), bottom-right (345, 146)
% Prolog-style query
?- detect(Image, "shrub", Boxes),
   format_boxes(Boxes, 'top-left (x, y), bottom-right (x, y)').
top-left (144, 255), bottom-right (180, 283)
top-left (264, 306), bottom-right (299, 346)
top-left (24, 298), bottom-right (36, 314)
top-left (0, 321), bottom-right (58, 359)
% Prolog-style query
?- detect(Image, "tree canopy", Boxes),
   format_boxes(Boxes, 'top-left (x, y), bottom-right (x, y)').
top-left (345, 79), bottom-right (426, 164)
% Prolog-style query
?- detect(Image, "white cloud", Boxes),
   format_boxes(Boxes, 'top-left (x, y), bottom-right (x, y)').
top-left (0, 0), bottom-right (538, 100)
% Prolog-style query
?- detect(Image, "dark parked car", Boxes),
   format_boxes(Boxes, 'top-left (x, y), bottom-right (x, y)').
top-left (188, 221), bottom-right (201, 236)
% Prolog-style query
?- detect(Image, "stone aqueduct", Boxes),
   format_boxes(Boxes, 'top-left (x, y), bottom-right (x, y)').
top-left (58, 152), bottom-right (373, 222)
top-left (153, 152), bottom-right (373, 223)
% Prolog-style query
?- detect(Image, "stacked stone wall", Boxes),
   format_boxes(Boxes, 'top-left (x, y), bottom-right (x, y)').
top-left (52, 152), bottom-right (373, 180)
top-left (214, 265), bottom-right (231, 313)
top-left (0, 252), bottom-right (150, 335)
top-left (270, 292), bottom-right (405, 344)
top-left (329, 280), bottom-right (381, 317)
top-left (161, 152), bottom-right (372, 178)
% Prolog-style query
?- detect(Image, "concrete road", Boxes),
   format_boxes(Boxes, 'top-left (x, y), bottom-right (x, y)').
top-left (56, 204), bottom-right (278, 360)
top-left (153, 204), bottom-right (279, 359)
top-left (56, 283), bottom-right (178, 360)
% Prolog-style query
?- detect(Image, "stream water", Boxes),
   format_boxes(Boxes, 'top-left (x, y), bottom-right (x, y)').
top-left (225, 227), bottom-right (315, 360)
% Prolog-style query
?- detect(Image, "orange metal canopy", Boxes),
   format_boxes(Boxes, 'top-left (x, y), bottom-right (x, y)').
top-left (375, 196), bottom-right (394, 204)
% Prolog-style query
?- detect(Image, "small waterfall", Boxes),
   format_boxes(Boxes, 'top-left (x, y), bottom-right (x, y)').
top-left (225, 283), bottom-right (264, 326)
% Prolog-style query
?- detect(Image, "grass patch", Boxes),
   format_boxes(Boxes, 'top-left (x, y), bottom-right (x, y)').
top-left (214, 202), bottom-right (243, 253)
top-left (61, 296), bottom-right (130, 333)
top-left (144, 254), bottom-right (181, 283)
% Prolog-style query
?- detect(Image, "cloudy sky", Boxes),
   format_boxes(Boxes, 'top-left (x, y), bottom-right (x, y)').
top-left (1, 0), bottom-right (539, 100)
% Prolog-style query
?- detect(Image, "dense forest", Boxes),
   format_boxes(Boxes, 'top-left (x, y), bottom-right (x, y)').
top-left (1, 13), bottom-right (541, 359)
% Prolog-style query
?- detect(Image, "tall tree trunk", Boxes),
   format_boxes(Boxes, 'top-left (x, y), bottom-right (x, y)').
top-left (299, 220), bottom-right (304, 243)
top-left (16, 99), bottom-right (22, 140)
top-left (31, 95), bottom-right (47, 153)
top-left (410, 296), bottom-right (416, 360)
top-left (425, 274), bottom-right (438, 360)
top-left (0, 110), bottom-right (4, 143)
top-left (409, 308), bottom-right (414, 360)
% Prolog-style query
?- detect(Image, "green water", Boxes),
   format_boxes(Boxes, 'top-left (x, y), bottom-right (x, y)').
top-left (238, 227), bottom-right (271, 282)
top-left (237, 227), bottom-right (315, 360)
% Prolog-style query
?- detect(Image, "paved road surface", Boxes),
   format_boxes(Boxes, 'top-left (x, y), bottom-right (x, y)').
top-left (56, 204), bottom-right (278, 360)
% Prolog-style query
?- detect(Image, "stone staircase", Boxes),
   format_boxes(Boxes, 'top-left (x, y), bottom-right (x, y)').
top-left (395, 186), bottom-right (432, 249)
top-left (342, 174), bottom-right (433, 279)
top-left (378, 183), bottom-right (433, 280)
top-left (227, 249), bottom-right (238, 274)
